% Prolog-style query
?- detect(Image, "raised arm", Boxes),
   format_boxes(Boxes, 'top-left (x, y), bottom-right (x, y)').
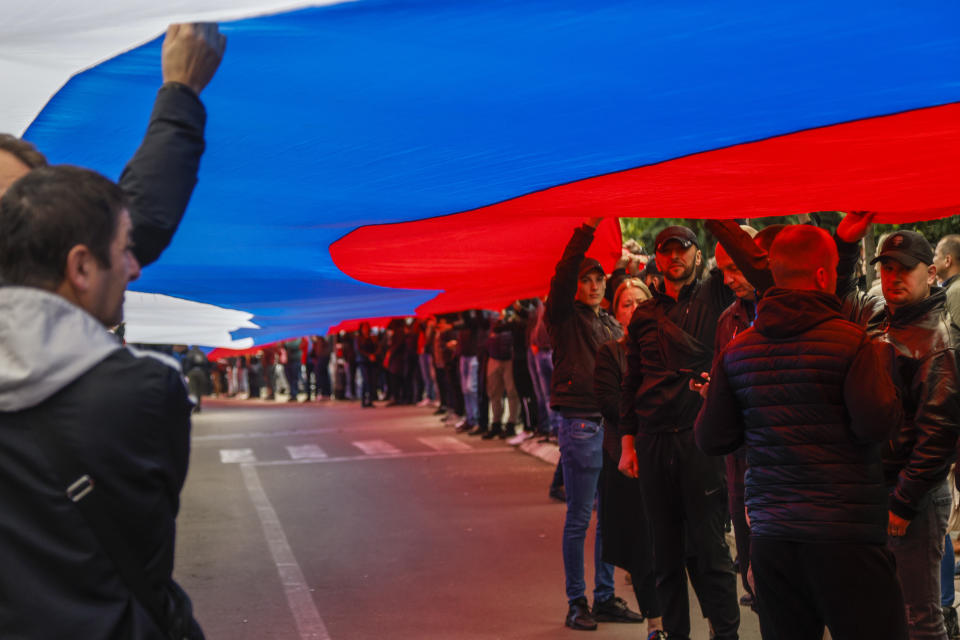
top-left (122, 23), bottom-right (226, 267)
top-left (706, 219), bottom-right (774, 294)
top-left (545, 217), bottom-right (601, 326)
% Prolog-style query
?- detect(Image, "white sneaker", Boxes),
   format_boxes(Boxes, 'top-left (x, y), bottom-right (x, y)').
top-left (453, 418), bottom-right (467, 430)
top-left (416, 398), bottom-right (431, 407)
top-left (507, 431), bottom-right (534, 446)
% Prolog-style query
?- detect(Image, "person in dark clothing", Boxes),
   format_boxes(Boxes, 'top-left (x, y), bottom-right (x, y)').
top-left (310, 335), bottom-right (332, 400)
top-left (546, 217), bottom-right (642, 631)
top-left (834, 216), bottom-right (960, 640)
top-left (619, 225), bottom-right (740, 640)
top-left (282, 338), bottom-right (304, 402)
top-left (248, 354), bottom-right (263, 400)
top-left (357, 323), bottom-right (378, 407)
top-left (594, 278), bottom-right (663, 638)
top-left (453, 310), bottom-right (484, 431)
top-left (483, 312), bottom-right (521, 439)
top-left (0, 166), bottom-right (204, 639)
top-left (183, 345), bottom-right (210, 413)
top-left (695, 224), bottom-right (908, 640)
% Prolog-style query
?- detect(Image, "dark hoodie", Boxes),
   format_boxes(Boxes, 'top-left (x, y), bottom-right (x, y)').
top-left (695, 288), bottom-right (903, 544)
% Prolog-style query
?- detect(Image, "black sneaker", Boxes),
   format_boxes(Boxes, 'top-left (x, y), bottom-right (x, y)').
top-left (549, 486), bottom-right (566, 502)
top-left (592, 596), bottom-right (644, 623)
top-left (647, 631), bottom-right (668, 640)
top-left (944, 605), bottom-right (960, 640)
top-left (565, 597), bottom-right (597, 631)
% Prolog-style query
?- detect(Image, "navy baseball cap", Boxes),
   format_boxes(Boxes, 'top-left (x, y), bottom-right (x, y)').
top-left (655, 226), bottom-right (699, 253)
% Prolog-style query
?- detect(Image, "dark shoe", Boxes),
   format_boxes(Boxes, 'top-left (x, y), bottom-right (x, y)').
top-left (482, 423), bottom-right (502, 440)
top-left (944, 605), bottom-right (960, 639)
top-left (433, 407), bottom-right (447, 415)
top-left (739, 593), bottom-right (755, 607)
top-left (565, 597), bottom-right (597, 631)
top-left (647, 632), bottom-right (668, 640)
top-left (467, 424), bottom-right (487, 436)
top-left (455, 420), bottom-right (473, 433)
top-left (549, 486), bottom-right (566, 502)
top-left (592, 596), bottom-right (644, 623)
top-left (499, 422), bottom-right (515, 439)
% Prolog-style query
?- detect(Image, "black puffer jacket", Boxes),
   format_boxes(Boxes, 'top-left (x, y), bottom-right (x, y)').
top-left (695, 288), bottom-right (903, 544)
top-left (546, 225), bottom-right (621, 414)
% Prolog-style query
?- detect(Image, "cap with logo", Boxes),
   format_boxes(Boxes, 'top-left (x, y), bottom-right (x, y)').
top-left (655, 226), bottom-right (699, 253)
top-left (870, 231), bottom-right (934, 269)
top-left (578, 257), bottom-right (605, 279)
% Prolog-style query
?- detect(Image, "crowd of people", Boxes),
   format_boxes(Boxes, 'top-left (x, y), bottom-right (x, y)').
top-left (2, 17), bottom-right (960, 640)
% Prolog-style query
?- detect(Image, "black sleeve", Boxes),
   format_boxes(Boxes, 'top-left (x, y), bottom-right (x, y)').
top-left (706, 219), bottom-right (775, 294)
top-left (834, 235), bottom-right (862, 301)
top-left (546, 225), bottom-right (595, 327)
top-left (594, 342), bottom-right (623, 426)
top-left (844, 335), bottom-right (903, 443)
top-left (890, 349), bottom-right (960, 520)
top-left (619, 311), bottom-right (645, 437)
top-left (120, 82), bottom-right (207, 267)
top-left (694, 348), bottom-right (745, 455)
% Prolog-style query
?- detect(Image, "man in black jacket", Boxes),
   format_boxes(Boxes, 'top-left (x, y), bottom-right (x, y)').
top-left (835, 215), bottom-right (960, 640)
top-left (695, 224), bottom-right (908, 639)
top-left (619, 224), bottom-right (739, 640)
top-left (546, 217), bottom-right (642, 631)
top-left (0, 166), bottom-right (202, 638)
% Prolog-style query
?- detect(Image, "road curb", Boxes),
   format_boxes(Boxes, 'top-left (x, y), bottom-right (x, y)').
top-left (517, 438), bottom-right (560, 466)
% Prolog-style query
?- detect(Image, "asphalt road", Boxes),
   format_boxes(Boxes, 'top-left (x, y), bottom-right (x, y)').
top-left (174, 399), bottom-right (763, 639)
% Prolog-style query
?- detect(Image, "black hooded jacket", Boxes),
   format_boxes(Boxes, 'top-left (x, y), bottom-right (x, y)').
top-left (695, 288), bottom-right (903, 544)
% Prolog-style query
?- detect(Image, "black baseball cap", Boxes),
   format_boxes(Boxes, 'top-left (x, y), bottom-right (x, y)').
top-left (870, 231), bottom-right (934, 269)
top-left (655, 226), bottom-right (699, 253)
top-left (578, 257), bottom-right (605, 279)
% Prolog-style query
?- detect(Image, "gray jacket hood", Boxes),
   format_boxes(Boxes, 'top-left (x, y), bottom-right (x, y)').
top-left (0, 286), bottom-right (122, 412)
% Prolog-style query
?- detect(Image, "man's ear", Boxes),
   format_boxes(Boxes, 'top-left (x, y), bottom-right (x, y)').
top-left (927, 264), bottom-right (937, 287)
top-left (695, 249), bottom-right (703, 266)
top-left (815, 266), bottom-right (830, 291)
top-left (62, 244), bottom-right (96, 293)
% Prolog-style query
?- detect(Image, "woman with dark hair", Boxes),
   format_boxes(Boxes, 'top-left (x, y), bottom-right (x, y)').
top-left (594, 278), bottom-right (665, 640)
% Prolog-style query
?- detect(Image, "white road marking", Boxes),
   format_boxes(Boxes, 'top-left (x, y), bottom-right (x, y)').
top-left (219, 448), bottom-right (257, 464)
top-left (194, 425), bottom-right (386, 443)
top-left (285, 445), bottom-right (328, 460)
top-left (418, 436), bottom-right (472, 452)
top-left (240, 464), bottom-right (330, 640)
top-left (352, 439), bottom-right (401, 455)
top-left (253, 447), bottom-right (512, 467)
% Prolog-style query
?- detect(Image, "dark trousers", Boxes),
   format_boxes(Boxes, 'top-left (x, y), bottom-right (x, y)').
top-left (637, 430), bottom-right (739, 640)
top-left (751, 538), bottom-right (907, 640)
top-left (726, 454), bottom-right (754, 599)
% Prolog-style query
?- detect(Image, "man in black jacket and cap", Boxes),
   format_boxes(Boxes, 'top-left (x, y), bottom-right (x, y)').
top-left (546, 217), bottom-right (643, 631)
top-left (834, 215), bottom-right (960, 640)
top-left (695, 224), bottom-right (908, 639)
top-left (618, 224), bottom-right (740, 640)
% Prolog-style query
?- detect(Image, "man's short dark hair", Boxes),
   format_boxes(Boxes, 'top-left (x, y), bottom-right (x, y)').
top-left (0, 134), bottom-right (48, 169)
top-left (0, 165), bottom-right (126, 289)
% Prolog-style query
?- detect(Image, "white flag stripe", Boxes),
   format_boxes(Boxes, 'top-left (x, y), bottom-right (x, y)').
top-left (220, 448), bottom-right (257, 464)
top-left (352, 440), bottom-right (401, 455)
top-left (418, 436), bottom-right (472, 452)
top-left (285, 445), bottom-right (328, 460)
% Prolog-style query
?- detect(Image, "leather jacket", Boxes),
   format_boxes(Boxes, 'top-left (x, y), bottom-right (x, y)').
top-left (545, 224), bottom-right (622, 414)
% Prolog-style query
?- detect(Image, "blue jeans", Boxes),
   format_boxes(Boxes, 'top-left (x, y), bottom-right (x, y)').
top-left (419, 352), bottom-right (436, 401)
top-left (558, 416), bottom-right (615, 603)
top-left (530, 349), bottom-right (560, 434)
top-left (888, 480), bottom-right (952, 640)
top-left (459, 356), bottom-right (479, 424)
